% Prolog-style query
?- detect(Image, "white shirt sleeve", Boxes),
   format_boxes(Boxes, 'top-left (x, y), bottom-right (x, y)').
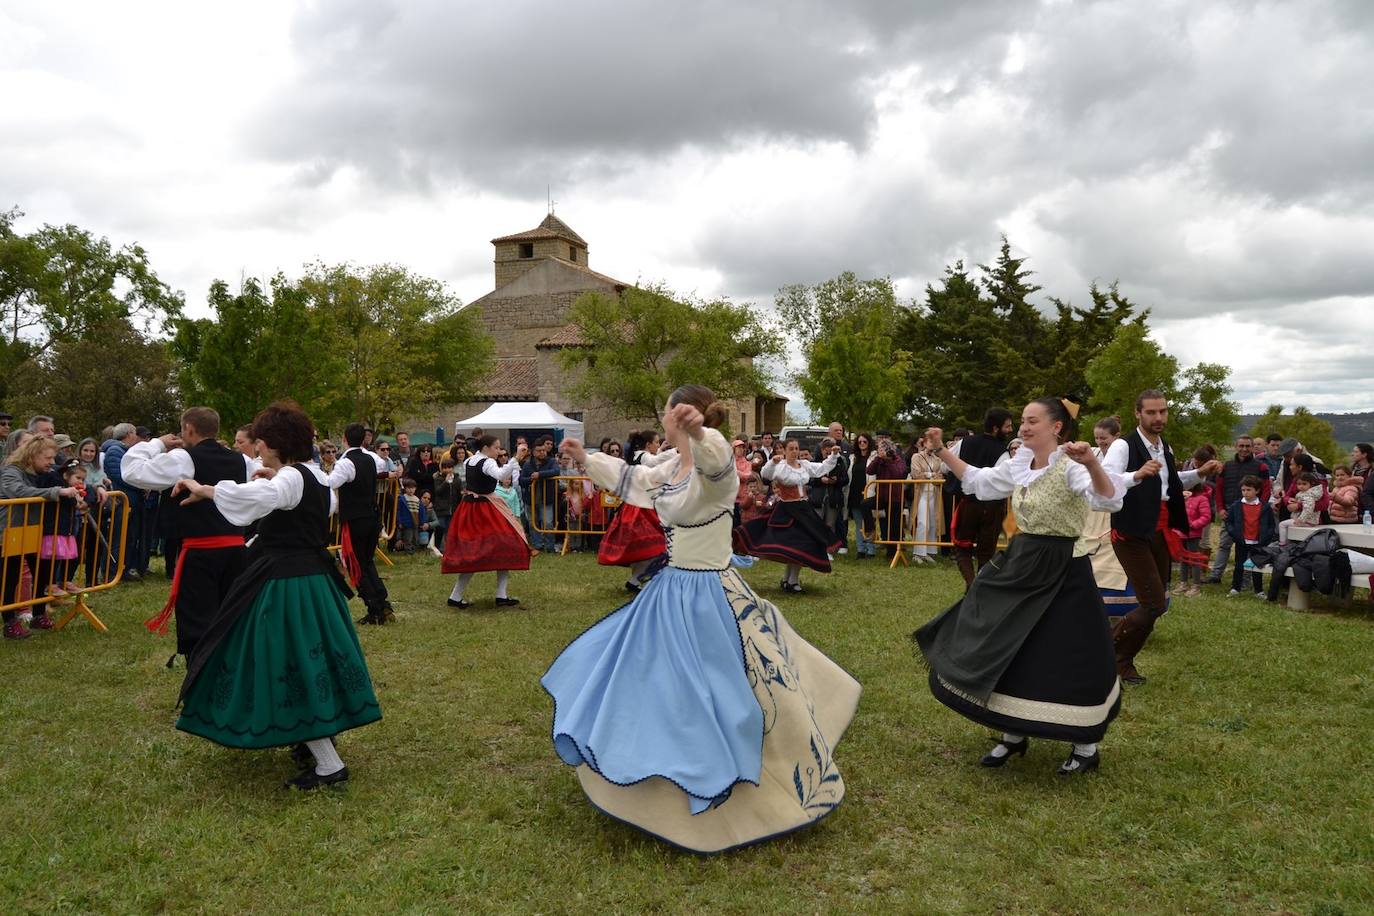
top-left (326, 452), bottom-right (358, 488)
top-left (760, 459), bottom-right (780, 482)
top-left (1101, 436), bottom-right (1140, 488)
top-left (121, 439), bottom-right (195, 491)
top-left (1064, 457), bottom-right (1127, 511)
top-left (960, 455), bottom-right (1019, 500)
top-left (480, 456), bottom-right (520, 484)
top-left (212, 464), bottom-right (306, 526)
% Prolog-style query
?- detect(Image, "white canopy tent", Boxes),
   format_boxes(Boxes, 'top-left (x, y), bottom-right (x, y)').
top-left (454, 401), bottom-right (585, 444)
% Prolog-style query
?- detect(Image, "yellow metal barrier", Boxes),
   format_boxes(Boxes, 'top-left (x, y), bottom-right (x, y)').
top-left (528, 475), bottom-right (616, 555)
top-left (862, 479), bottom-right (1010, 568)
top-left (0, 490), bottom-right (129, 633)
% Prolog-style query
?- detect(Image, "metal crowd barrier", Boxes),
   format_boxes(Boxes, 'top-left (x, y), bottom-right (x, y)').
top-left (528, 475), bottom-right (617, 555)
top-left (0, 490), bottom-right (130, 633)
top-left (862, 479), bottom-right (1011, 568)
top-left (326, 476), bottom-right (401, 567)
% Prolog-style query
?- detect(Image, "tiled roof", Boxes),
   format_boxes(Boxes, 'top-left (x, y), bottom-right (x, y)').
top-left (471, 357), bottom-right (539, 400)
top-left (491, 213), bottom-right (588, 246)
top-left (535, 324), bottom-right (589, 349)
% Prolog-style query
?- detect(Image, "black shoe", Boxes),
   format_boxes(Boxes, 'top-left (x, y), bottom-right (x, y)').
top-left (284, 766), bottom-right (349, 790)
top-left (1058, 749), bottom-right (1100, 776)
top-left (122, 569), bottom-right (142, 583)
top-left (625, 581), bottom-right (641, 594)
top-left (780, 580), bottom-right (790, 592)
top-left (980, 738), bottom-right (1029, 767)
top-left (447, 598), bottom-right (471, 610)
top-left (495, 597), bottom-right (520, 607)
top-left (356, 611), bottom-right (385, 625)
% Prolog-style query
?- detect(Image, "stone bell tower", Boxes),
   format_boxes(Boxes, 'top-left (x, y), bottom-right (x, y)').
top-left (491, 213), bottom-right (589, 289)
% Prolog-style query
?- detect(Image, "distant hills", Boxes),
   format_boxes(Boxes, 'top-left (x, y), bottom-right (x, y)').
top-left (1236, 411), bottom-right (1374, 448)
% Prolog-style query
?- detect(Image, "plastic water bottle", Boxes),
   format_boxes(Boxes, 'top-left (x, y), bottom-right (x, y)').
top-left (1364, 511), bottom-right (1372, 534)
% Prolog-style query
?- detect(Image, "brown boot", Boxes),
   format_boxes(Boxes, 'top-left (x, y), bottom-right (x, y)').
top-left (1111, 609), bottom-right (1155, 685)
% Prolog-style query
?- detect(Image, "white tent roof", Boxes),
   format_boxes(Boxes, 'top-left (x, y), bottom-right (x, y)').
top-left (454, 401), bottom-right (584, 440)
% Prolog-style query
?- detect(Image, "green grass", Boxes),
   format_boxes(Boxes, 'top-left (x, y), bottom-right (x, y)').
top-left (3, 547), bottom-right (1372, 915)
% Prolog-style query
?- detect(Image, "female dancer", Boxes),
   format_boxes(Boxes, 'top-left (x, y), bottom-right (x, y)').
top-left (913, 398), bottom-right (1128, 775)
top-left (543, 385), bottom-right (860, 853)
top-left (174, 401), bottom-right (381, 789)
top-left (732, 439), bottom-right (843, 593)
top-left (1082, 416), bottom-right (1139, 617)
top-left (442, 435), bottom-right (529, 608)
top-left (596, 431), bottom-right (669, 593)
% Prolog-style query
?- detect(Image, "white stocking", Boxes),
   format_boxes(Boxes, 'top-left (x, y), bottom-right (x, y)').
top-left (1073, 742), bottom-right (1097, 757)
top-left (495, 570), bottom-right (509, 600)
top-left (307, 737), bottom-right (344, 776)
top-left (785, 564), bottom-right (802, 585)
top-left (988, 733), bottom-right (1025, 759)
top-left (449, 574), bottom-right (473, 601)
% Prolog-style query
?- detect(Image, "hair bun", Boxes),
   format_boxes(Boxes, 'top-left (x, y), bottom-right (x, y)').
top-left (702, 400), bottom-right (727, 429)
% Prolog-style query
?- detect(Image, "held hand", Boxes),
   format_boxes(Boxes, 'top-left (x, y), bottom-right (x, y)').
top-left (1199, 459), bottom-right (1224, 478)
top-left (172, 478), bottom-right (212, 505)
top-left (923, 427), bottom-right (944, 451)
top-left (1062, 441), bottom-right (1097, 465)
top-left (668, 402), bottom-right (705, 438)
top-left (159, 433), bottom-right (184, 450)
top-left (252, 466), bottom-right (278, 481)
top-left (58, 486), bottom-right (78, 498)
top-left (559, 438), bottom-right (587, 465)
top-left (1134, 459), bottom-right (1163, 481)
top-left (771, 453), bottom-right (784, 464)
top-left (96, 487), bottom-right (109, 504)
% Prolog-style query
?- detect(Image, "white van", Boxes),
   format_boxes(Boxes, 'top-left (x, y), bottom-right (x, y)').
top-left (777, 425), bottom-right (833, 457)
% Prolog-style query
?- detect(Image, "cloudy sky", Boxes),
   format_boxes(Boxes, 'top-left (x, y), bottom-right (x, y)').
top-left (4, 0), bottom-right (1372, 413)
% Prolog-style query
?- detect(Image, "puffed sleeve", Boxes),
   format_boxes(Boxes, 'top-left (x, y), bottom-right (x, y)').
top-left (212, 464), bottom-right (305, 526)
top-left (585, 449), bottom-right (676, 509)
top-left (960, 454), bottom-right (1020, 500)
top-left (1064, 456), bottom-right (1128, 511)
top-left (688, 429), bottom-right (734, 485)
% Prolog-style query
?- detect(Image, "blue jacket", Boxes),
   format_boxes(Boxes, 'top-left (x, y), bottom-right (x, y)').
top-left (521, 454), bottom-right (561, 506)
top-left (1224, 498), bottom-right (1277, 546)
top-left (103, 438), bottom-right (135, 493)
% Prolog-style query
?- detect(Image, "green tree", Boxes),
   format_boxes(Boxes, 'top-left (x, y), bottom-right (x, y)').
top-left (0, 208), bottom-right (183, 347)
top-left (776, 271), bottom-right (910, 429)
top-left (171, 276), bottom-right (326, 432)
top-left (560, 283), bottom-right (782, 426)
top-left (297, 263), bottom-right (493, 433)
top-left (5, 317), bottom-right (179, 439)
top-left (1083, 323), bottom-right (1180, 421)
top-left (1169, 362), bottom-right (1241, 452)
top-left (1039, 282), bottom-right (1145, 405)
top-left (1248, 405), bottom-right (1341, 466)
top-left (978, 236), bottom-right (1047, 406)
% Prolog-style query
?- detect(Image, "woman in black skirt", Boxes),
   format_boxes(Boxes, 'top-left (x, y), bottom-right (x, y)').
top-left (913, 398), bottom-right (1128, 775)
top-left (733, 438), bottom-right (842, 593)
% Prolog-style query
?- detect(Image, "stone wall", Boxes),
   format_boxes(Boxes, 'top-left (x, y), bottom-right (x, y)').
top-left (493, 239), bottom-right (589, 288)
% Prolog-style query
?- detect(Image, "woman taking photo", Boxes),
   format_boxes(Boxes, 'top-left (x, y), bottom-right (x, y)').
top-left (913, 398), bottom-right (1128, 776)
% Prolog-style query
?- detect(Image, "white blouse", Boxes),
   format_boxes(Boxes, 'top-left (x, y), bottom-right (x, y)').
top-left (961, 446), bottom-right (1128, 512)
top-left (466, 455), bottom-right (521, 486)
top-left (211, 464), bottom-right (337, 526)
top-left (761, 454), bottom-right (839, 490)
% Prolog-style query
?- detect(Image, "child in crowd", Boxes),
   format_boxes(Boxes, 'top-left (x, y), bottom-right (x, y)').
top-left (1278, 472), bottom-right (1323, 544)
top-left (431, 458), bottom-right (457, 553)
top-left (39, 459), bottom-right (93, 596)
top-left (1327, 464), bottom-right (1364, 524)
top-left (417, 491), bottom-right (438, 554)
top-left (738, 475), bottom-right (771, 523)
top-left (1225, 475), bottom-right (1275, 598)
top-left (1177, 481), bottom-right (1212, 597)
top-left (395, 477), bottom-right (421, 552)
top-left (495, 449), bottom-right (525, 526)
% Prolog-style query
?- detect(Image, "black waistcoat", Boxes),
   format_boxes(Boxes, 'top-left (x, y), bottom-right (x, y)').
top-left (338, 449), bottom-right (378, 521)
top-left (465, 456), bottom-right (497, 495)
top-left (1111, 431), bottom-right (1187, 539)
top-left (256, 465), bottom-right (329, 552)
top-left (174, 440), bottom-right (248, 539)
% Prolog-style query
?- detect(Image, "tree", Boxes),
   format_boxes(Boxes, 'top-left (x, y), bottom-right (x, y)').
top-left (1083, 323), bottom-right (1180, 422)
top-left (5, 317), bottom-right (179, 439)
top-left (1169, 362), bottom-right (1241, 452)
top-left (297, 263), bottom-right (493, 433)
top-left (1248, 405), bottom-right (1341, 466)
top-left (559, 283), bottom-right (782, 427)
top-left (0, 208), bottom-right (183, 347)
top-left (171, 276), bottom-right (326, 432)
top-left (777, 271), bottom-right (911, 430)
top-left (1039, 282), bottom-right (1145, 405)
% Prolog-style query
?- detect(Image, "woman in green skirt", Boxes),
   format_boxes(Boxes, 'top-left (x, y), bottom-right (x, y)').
top-left (173, 401), bottom-right (381, 789)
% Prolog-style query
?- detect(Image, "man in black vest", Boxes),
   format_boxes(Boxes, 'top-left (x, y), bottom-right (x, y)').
top-left (950, 408), bottom-right (1013, 587)
top-left (121, 407), bottom-right (251, 661)
top-left (1103, 389), bottom-right (1222, 685)
top-left (328, 423), bottom-right (392, 625)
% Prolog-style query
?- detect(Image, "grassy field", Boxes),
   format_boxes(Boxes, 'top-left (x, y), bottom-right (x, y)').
top-left (3, 545), bottom-right (1372, 915)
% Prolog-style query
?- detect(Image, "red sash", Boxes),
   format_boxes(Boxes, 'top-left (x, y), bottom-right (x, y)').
top-left (339, 521), bottom-right (363, 588)
top-left (144, 535), bottom-right (247, 635)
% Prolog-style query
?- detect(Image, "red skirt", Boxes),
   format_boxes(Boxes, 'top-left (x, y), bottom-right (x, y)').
top-left (442, 497), bottom-right (530, 574)
top-left (596, 504), bottom-right (666, 567)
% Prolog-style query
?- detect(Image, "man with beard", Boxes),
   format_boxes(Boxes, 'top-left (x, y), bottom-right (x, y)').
top-left (950, 408), bottom-right (1014, 587)
top-left (329, 422), bottom-right (393, 625)
top-left (121, 407), bottom-right (252, 662)
top-left (1103, 389), bottom-right (1222, 686)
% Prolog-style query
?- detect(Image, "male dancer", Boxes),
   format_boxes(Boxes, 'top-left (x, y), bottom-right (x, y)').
top-left (1103, 389), bottom-right (1221, 685)
top-left (121, 407), bottom-right (251, 662)
top-left (328, 423), bottom-right (393, 625)
top-left (950, 408), bottom-right (1013, 586)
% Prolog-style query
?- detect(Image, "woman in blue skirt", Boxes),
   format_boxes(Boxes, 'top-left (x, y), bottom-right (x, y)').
top-left (174, 401), bottom-right (381, 790)
top-left (543, 385), bottom-right (861, 853)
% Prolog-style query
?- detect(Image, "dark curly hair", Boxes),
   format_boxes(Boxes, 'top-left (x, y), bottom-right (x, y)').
top-left (249, 400), bottom-right (315, 464)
